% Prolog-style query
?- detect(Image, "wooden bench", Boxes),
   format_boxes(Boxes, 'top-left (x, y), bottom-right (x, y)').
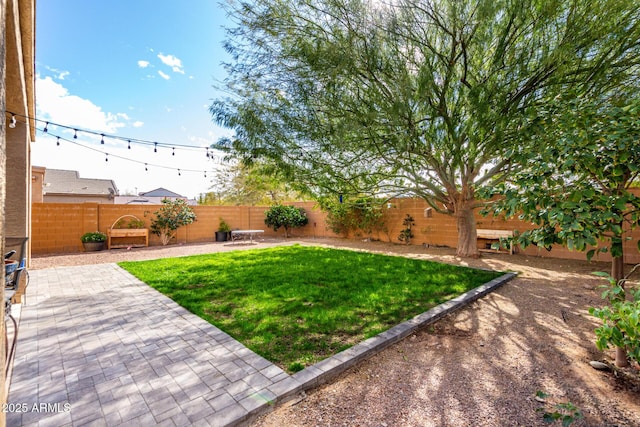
top-left (477, 229), bottom-right (515, 254)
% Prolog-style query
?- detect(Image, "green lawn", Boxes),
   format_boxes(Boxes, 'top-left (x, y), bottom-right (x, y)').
top-left (119, 245), bottom-right (502, 372)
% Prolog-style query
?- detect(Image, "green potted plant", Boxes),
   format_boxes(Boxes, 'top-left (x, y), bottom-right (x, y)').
top-left (81, 231), bottom-right (107, 251)
top-left (216, 219), bottom-right (231, 242)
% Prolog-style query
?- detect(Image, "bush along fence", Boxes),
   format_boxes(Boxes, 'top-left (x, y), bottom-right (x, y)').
top-left (30, 199), bottom-right (640, 265)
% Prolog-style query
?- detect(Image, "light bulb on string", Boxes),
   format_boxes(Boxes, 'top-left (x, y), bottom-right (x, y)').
top-left (127, 140), bottom-right (131, 149)
top-left (9, 115), bottom-right (16, 129)
top-left (101, 134), bottom-right (105, 145)
top-left (172, 147), bottom-right (175, 156)
top-left (105, 153), bottom-right (109, 162)
top-left (204, 171), bottom-right (207, 178)
top-left (144, 163), bottom-right (148, 171)
top-left (56, 137), bottom-right (60, 146)
top-left (43, 122), bottom-right (49, 133)
top-left (154, 142), bottom-right (157, 153)
top-left (73, 129), bottom-right (78, 139)
top-left (178, 169), bottom-right (181, 176)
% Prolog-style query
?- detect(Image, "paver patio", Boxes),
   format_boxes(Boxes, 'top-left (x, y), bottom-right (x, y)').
top-left (7, 264), bottom-right (290, 427)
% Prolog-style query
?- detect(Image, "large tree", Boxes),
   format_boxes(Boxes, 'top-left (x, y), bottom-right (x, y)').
top-left (211, 0), bottom-right (640, 257)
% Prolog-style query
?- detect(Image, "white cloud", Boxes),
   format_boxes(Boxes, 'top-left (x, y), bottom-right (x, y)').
top-left (157, 53), bottom-right (185, 74)
top-left (44, 66), bottom-right (70, 80)
top-left (32, 73), bottom-right (218, 198)
top-left (36, 75), bottom-right (126, 134)
top-left (158, 70), bottom-right (170, 80)
top-left (137, 60), bottom-right (150, 68)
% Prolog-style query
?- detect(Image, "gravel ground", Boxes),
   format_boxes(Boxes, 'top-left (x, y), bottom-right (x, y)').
top-left (31, 238), bottom-right (640, 426)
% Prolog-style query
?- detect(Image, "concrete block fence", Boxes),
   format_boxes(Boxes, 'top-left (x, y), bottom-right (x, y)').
top-left (30, 199), bottom-right (640, 265)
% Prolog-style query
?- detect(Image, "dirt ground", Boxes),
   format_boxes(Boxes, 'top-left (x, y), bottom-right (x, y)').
top-left (31, 237), bottom-right (640, 426)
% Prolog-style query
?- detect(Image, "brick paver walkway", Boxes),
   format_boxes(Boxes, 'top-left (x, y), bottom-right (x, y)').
top-left (7, 262), bottom-right (514, 426)
top-left (7, 264), bottom-right (288, 426)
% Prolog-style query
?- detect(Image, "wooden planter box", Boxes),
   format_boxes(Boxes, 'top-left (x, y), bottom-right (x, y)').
top-left (107, 228), bottom-right (149, 249)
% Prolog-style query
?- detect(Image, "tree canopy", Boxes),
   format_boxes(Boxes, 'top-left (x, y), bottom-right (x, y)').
top-left (211, 0), bottom-right (640, 257)
top-left (202, 161), bottom-right (305, 206)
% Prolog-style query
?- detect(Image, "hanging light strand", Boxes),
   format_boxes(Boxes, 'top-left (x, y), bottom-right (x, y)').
top-left (4, 111), bottom-right (225, 156)
top-left (40, 125), bottom-right (220, 176)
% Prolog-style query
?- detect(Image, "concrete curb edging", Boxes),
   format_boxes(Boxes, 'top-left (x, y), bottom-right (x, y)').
top-left (235, 271), bottom-right (517, 426)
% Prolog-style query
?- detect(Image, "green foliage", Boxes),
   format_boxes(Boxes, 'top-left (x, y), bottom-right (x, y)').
top-left (80, 231), bottom-right (107, 243)
top-left (264, 204), bottom-right (309, 237)
top-left (398, 214), bottom-right (415, 245)
top-left (113, 217), bottom-right (145, 229)
top-left (212, 0), bottom-right (640, 257)
top-left (119, 245), bottom-right (502, 372)
top-left (149, 199), bottom-right (197, 246)
top-left (204, 161), bottom-right (306, 206)
top-left (322, 197), bottom-right (386, 239)
top-left (484, 95), bottom-right (640, 262)
top-left (536, 391), bottom-right (583, 427)
top-left (589, 266), bottom-right (640, 365)
top-left (218, 219), bottom-right (231, 233)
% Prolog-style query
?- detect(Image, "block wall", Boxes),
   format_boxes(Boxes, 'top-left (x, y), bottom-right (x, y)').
top-left (30, 199), bottom-right (640, 265)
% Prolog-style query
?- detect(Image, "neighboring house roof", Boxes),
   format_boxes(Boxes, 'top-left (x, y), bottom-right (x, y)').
top-left (44, 169), bottom-right (119, 197)
top-left (138, 187), bottom-right (184, 198)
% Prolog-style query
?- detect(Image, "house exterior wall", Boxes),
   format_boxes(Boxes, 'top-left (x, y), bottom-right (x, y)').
top-left (1, 0), bottom-right (8, 415)
top-left (31, 164), bottom-right (44, 202)
top-left (2, 0), bottom-right (36, 415)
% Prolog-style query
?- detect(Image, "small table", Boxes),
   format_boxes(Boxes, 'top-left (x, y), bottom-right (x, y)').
top-left (230, 230), bottom-right (264, 244)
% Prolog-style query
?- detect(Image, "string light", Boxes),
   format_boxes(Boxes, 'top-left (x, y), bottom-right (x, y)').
top-left (6, 111), bottom-right (222, 178)
top-left (8, 111), bottom-right (222, 157)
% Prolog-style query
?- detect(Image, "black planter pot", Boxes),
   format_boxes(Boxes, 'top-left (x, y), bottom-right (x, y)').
top-left (83, 241), bottom-right (105, 252)
top-left (215, 231), bottom-right (229, 242)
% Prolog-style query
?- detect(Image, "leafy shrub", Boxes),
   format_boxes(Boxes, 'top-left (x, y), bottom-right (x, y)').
top-left (149, 199), bottom-right (197, 245)
top-left (218, 219), bottom-right (231, 232)
top-left (114, 217), bottom-right (146, 229)
top-left (81, 231), bottom-right (107, 243)
top-left (398, 214), bottom-right (415, 245)
top-left (322, 197), bottom-right (386, 239)
top-left (589, 267), bottom-right (640, 365)
top-left (264, 204), bottom-right (308, 238)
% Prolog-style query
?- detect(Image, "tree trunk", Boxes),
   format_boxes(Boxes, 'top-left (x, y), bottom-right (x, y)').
top-left (455, 204), bottom-right (479, 258)
top-left (611, 254), bottom-right (629, 367)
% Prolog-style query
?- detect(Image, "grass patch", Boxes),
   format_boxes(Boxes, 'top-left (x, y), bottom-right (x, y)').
top-left (119, 245), bottom-right (502, 372)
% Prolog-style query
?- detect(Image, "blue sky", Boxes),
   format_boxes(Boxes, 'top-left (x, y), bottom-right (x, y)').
top-left (33, 0), bottom-right (233, 198)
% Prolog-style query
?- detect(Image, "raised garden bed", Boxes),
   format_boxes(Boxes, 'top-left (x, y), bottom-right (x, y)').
top-left (107, 215), bottom-right (149, 249)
